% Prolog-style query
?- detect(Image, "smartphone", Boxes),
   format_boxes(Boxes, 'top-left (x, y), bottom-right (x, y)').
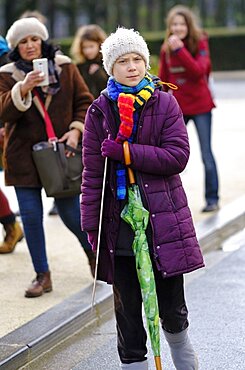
top-left (32, 58), bottom-right (49, 86)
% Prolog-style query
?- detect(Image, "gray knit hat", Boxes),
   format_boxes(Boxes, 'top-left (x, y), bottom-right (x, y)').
top-left (101, 27), bottom-right (150, 76)
top-left (6, 17), bottom-right (49, 49)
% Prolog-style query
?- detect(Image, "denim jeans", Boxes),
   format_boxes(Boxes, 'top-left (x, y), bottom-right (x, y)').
top-left (15, 187), bottom-right (91, 273)
top-left (184, 112), bottom-right (219, 205)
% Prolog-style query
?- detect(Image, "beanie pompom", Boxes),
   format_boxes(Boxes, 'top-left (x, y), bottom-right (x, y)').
top-left (101, 27), bottom-right (150, 76)
top-left (6, 17), bottom-right (49, 49)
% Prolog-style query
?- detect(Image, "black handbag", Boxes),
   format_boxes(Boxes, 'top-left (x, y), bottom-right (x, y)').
top-left (32, 90), bottom-right (83, 198)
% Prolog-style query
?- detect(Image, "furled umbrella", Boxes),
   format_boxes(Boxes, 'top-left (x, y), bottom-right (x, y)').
top-left (121, 141), bottom-right (162, 370)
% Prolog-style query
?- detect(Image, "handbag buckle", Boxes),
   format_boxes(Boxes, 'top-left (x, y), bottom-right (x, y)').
top-left (48, 137), bottom-right (58, 151)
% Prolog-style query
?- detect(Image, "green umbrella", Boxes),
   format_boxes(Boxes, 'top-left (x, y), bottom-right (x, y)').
top-left (121, 142), bottom-right (162, 370)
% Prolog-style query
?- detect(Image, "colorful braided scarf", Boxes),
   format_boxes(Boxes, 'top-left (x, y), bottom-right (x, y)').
top-left (107, 74), bottom-right (155, 199)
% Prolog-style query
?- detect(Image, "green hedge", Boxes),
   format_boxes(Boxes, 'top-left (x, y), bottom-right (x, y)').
top-left (55, 27), bottom-right (245, 72)
top-left (209, 34), bottom-right (245, 70)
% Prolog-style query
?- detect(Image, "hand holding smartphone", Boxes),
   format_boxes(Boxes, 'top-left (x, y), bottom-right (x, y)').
top-left (32, 58), bottom-right (49, 86)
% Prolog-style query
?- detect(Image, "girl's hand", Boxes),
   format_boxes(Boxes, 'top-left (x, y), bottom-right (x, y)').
top-left (101, 138), bottom-right (124, 162)
top-left (20, 70), bottom-right (46, 97)
top-left (168, 35), bottom-right (184, 51)
top-left (59, 128), bottom-right (81, 157)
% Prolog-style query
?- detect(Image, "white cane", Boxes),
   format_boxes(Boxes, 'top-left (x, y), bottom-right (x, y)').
top-left (91, 154), bottom-right (108, 308)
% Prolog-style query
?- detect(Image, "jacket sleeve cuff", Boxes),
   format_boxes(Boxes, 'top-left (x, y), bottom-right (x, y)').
top-left (11, 82), bottom-right (32, 112)
top-left (69, 120), bottom-right (84, 133)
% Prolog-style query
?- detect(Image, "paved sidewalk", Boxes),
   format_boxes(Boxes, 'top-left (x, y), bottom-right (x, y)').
top-left (0, 71), bottom-right (244, 344)
top-left (66, 236), bottom-right (245, 370)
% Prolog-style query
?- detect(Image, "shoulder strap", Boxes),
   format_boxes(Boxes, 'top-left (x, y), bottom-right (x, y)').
top-left (33, 89), bottom-right (57, 141)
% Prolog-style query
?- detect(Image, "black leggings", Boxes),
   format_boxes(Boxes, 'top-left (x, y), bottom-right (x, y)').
top-left (113, 256), bottom-right (189, 364)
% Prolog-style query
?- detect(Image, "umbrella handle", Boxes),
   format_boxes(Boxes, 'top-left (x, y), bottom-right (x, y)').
top-left (123, 141), bottom-right (135, 184)
top-left (154, 356), bottom-right (162, 370)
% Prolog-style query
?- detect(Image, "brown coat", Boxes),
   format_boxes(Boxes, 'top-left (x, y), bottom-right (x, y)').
top-left (0, 55), bottom-right (93, 186)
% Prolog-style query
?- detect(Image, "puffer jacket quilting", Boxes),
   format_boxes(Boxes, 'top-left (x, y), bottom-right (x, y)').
top-left (81, 88), bottom-right (204, 283)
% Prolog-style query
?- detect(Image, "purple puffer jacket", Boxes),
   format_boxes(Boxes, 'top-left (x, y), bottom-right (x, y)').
top-left (81, 88), bottom-right (204, 284)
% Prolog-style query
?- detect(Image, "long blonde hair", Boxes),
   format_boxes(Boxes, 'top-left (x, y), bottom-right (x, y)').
top-left (164, 5), bottom-right (203, 56)
top-left (70, 24), bottom-right (107, 63)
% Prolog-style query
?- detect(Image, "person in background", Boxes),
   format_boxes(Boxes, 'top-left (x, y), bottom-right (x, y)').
top-left (0, 34), bottom-right (24, 250)
top-left (1, 120), bottom-right (23, 254)
top-left (70, 24), bottom-right (108, 98)
top-left (0, 187), bottom-right (23, 253)
top-left (81, 27), bottom-right (203, 370)
top-left (158, 4), bottom-right (219, 213)
top-left (19, 9), bottom-right (58, 216)
top-left (0, 17), bottom-right (95, 298)
top-left (0, 34), bottom-right (9, 66)
top-left (19, 9), bottom-right (47, 25)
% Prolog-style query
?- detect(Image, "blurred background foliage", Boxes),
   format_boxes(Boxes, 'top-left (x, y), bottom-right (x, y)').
top-left (0, 0), bottom-right (245, 71)
top-left (1, 0), bottom-right (245, 37)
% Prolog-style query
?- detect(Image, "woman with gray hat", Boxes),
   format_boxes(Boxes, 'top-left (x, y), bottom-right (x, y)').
top-left (0, 17), bottom-right (95, 297)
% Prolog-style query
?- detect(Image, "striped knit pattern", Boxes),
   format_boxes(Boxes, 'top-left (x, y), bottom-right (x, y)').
top-left (107, 75), bottom-right (155, 199)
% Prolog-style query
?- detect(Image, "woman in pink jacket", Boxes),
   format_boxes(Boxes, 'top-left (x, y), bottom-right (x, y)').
top-left (159, 5), bottom-right (219, 212)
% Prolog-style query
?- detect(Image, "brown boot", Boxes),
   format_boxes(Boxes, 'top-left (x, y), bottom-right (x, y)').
top-left (0, 221), bottom-right (24, 253)
top-left (84, 249), bottom-right (96, 278)
top-left (25, 271), bottom-right (52, 298)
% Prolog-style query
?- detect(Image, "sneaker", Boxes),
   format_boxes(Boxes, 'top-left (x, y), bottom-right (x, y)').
top-left (201, 203), bottom-right (219, 213)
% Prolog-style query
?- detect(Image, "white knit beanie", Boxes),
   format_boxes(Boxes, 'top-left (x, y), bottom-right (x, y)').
top-left (101, 27), bottom-right (150, 76)
top-left (6, 17), bottom-right (49, 49)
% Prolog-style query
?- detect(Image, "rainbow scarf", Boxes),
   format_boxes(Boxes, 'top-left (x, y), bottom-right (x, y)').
top-left (107, 75), bottom-right (155, 199)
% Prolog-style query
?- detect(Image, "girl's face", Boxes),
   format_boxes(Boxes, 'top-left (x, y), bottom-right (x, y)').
top-left (18, 35), bottom-right (42, 61)
top-left (112, 53), bottom-right (146, 87)
top-left (82, 40), bottom-right (100, 60)
top-left (170, 14), bottom-right (188, 40)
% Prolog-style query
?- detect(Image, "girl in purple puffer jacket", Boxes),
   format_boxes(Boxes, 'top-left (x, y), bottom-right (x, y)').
top-left (81, 27), bottom-right (204, 370)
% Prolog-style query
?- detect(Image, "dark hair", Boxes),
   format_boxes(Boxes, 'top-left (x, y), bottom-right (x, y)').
top-left (8, 40), bottom-right (60, 62)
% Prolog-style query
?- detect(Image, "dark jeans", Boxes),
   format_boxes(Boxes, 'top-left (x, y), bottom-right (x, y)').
top-left (113, 256), bottom-right (188, 364)
top-left (184, 112), bottom-right (219, 205)
top-left (15, 187), bottom-right (91, 273)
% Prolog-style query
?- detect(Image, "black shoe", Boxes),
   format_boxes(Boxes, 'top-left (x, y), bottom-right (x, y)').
top-left (201, 203), bottom-right (219, 213)
top-left (48, 203), bottom-right (58, 216)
